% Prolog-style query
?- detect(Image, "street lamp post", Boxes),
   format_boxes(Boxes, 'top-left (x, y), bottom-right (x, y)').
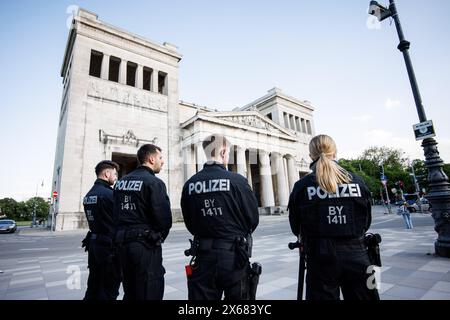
top-left (369, 0), bottom-right (450, 257)
top-left (380, 163), bottom-right (392, 214)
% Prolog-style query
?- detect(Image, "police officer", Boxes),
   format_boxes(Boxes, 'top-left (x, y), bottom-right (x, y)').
top-left (288, 135), bottom-right (380, 300)
top-left (181, 134), bottom-right (259, 300)
top-left (82, 160), bottom-right (121, 300)
top-left (114, 144), bottom-right (172, 300)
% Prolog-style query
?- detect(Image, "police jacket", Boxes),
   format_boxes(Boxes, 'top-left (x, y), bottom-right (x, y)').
top-left (288, 164), bottom-right (372, 240)
top-left (181, 162), bottom-right (259, 240)
top-left (83, 179), bottom-right (115, 236)
top-left (113, 166), bottom-right (172, 240)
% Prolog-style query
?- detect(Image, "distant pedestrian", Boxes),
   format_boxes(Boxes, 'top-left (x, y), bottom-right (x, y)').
top-left (398, 202), bottom-right (413, 229)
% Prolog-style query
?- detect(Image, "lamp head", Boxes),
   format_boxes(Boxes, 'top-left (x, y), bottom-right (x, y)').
top-left (368, 1), bottom-right (392, 21)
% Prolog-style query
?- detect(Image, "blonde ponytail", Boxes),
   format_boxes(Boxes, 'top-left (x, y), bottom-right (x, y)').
top-left (309, 135), bottom-right (351, 194)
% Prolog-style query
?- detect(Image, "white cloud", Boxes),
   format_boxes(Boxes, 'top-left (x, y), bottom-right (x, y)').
top-left (385, 98), bottom-right (401, 110)
top-left (352, 114), bottom-right (373, 122)
top-left (364, 129), bottom-right (394, 144)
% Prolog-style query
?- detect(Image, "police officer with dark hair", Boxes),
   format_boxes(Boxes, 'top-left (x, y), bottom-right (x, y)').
top-left (181, 134), bottom-right (259, 300)
top-left (288, 135), bottom-right (380, 300)
top-left (114, 144), bottom-right (172, 300)
top-left (82, 160), bottom-right (121, 300)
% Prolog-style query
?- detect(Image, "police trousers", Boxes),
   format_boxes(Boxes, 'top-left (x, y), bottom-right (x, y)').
top-left (305, 239), bottom-right (380, 300)
top-left (187, 240), bottom-right (250, 300)
top-left (118, 241), bottom-right (165, 300)
top-left (84, 239), bottom-right (121, 300)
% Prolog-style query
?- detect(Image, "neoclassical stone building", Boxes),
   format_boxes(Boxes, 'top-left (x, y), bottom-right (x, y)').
top-left (50, 8), bottom-right (315, 230)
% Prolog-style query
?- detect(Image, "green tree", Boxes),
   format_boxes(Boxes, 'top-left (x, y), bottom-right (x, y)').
top-left (410, 159), bottom-right (428, 192)
top-left (16, 202), bottom-right (32, 220)
top-left (25, 197), bottom-right (50, 220)
top-left (444, 164), bottom-right (450, 180)
top-left (0, 198), bottom-right (19, 220)
top-left (359, 146), bottom-right (408, 168)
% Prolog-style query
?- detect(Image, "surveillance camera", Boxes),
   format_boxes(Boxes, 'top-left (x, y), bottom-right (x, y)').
top-left (368, 1), bottom-right (380, 16)
top-left (368, 1), bottom-right (391, 21)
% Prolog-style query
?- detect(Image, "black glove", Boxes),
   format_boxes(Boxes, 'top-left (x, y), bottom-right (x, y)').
top-left (81, 231), bottom-right (92, 252)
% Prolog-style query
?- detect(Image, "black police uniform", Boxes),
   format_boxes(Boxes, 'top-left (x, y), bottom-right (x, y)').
top-left (181, 162), bottom-right (259, 300)
top-left (82, 178), bottom-right (121, 300)
top-left (288, 162), bottom-right (380, 300)
top-left (113, 166), bottom-right (172, 300)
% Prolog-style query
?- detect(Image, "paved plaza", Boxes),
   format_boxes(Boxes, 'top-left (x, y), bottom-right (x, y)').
top-left (1, 206), bottom-right (449, 300)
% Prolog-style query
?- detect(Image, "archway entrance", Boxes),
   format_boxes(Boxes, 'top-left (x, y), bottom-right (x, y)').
top-left (112, 152), bottom-right (138, 179)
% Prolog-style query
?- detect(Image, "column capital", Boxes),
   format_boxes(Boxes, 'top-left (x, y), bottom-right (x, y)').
top-left (285, 154), bottom-right (295, 160)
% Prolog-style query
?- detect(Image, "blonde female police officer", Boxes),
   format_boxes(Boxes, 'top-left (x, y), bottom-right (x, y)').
top-left (288, 135), bottom-right (380, 300)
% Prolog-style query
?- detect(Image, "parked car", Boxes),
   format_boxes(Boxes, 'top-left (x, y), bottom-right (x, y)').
top-left (408, 198), bottom-right (431, 213)
top-left (0, 219), bottom-right (17, 233)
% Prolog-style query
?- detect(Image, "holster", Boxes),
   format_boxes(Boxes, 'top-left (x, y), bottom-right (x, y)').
top-left (248, 262), bottom-right (262, 300)
top-left (184, 238), bottom-right (200, 258)
top-left (234, 236), bottom-right (252, 269)
top-left (364, 233), bottom-right (382, 267)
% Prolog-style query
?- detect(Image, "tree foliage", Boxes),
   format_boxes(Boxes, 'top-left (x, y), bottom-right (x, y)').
top-left (338, 146), bottom-right (450, 200)
top-left (0, 197), bottom-right (50, 221)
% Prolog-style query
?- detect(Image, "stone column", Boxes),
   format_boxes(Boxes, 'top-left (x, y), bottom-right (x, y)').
top-left (272, 152), bottom-right (289, 206)
top-left (151, 69), bottom-right (159, 93)
top-left (119, 59), bottom-right (127, 84)
top-left (136, 64), bottom-right (143, 89)
top-left (246, 158), bottom-right (253, 189)
top-left (259, 150), bottom-right (275, 207)
top-left (286, 155), bottom-right (298, 192)
top-left (196, 142), bottom-right (206, 172)
top-left (236, 146), bottom-right (247, 177)
top-left (101, 54), bottom-right (109, 80)
top-left (183, 145), bottom-right (196, 181)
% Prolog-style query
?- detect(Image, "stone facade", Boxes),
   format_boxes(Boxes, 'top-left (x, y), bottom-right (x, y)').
top-left (50, 8), bottom-right (315, 230)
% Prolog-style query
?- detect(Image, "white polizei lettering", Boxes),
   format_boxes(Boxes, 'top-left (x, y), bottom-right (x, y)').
top-left (308, 183), bottom-right (363, 201)
top-left (83, 196), bottom-right (97, 205)
top-left (307, 187), bottom-right (317, 200)
top-left (317, 187), bottom-right (328, 199)
top-left (211, 179), bottom-right (219, 192)
top-left (188, 179), bottom-right (231, 195)
top-left (340, 184), bottom-right (349, 197)
top-left (188, 183), bottom-right (195, 195)
top-left (348, 184), bottom-right (359, 197)
top-left (328, 188), bottom-right (339, 198)
top-left (115, 180), bottom-right (143, 191)
top-left (194, 182), bottom-right (203, 194)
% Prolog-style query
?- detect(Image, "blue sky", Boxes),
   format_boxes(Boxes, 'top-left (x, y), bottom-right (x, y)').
top-left (1, 0), bottom-right (450, 200)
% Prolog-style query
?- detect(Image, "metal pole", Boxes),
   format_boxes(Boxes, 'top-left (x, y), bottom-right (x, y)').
top-left (381, 164), bottom-right (392, 214)
top-left (387, 0), bottom-right (450, 257)
top-left (411, 161), bottom-right (422, 213)
top-left (388, 0), bottom-right (427, 122)
top-left (32, 183), bottom-right (38, 228)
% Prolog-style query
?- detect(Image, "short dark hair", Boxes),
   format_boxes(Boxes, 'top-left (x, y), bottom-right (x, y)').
top-left (95, 160), bottom-right (119, 176)
top-left (137, 144), bottom-right (162, 165)
top-left (202, 134), bottom-right (230, 158)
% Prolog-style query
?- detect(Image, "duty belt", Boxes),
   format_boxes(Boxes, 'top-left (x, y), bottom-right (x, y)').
top-left (115, 226), bottom-right (162, 246)
top-left (90, 233), bottom-right (113, 245)
top-left (196, 238), bottom-right (236, 251)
